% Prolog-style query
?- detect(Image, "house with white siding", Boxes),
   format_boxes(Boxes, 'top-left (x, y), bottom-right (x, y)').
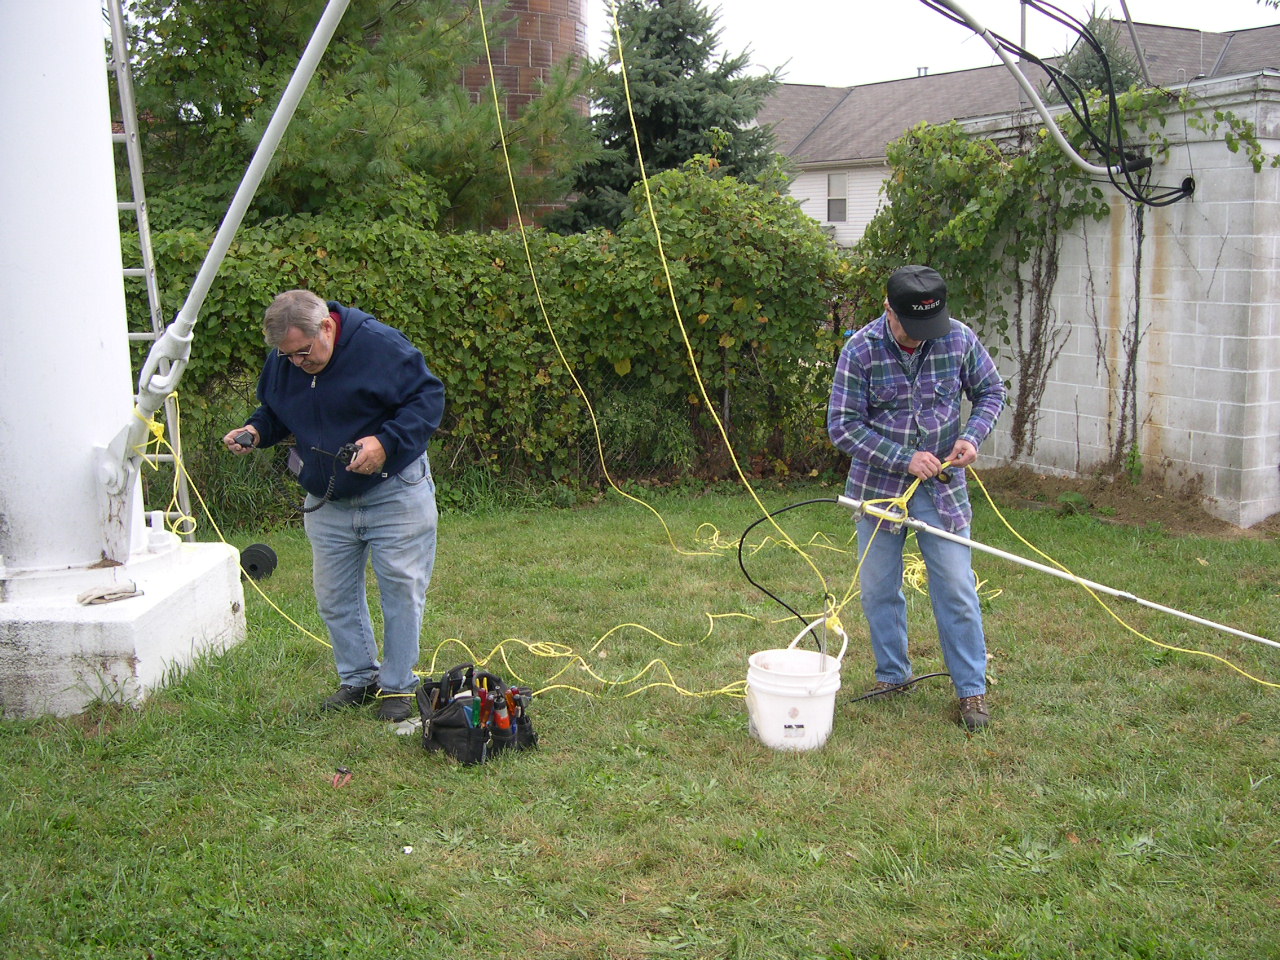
top-left (759, 21), bottom-right (1280, 247)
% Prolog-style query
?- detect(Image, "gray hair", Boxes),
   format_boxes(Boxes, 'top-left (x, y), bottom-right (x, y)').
top-left (263, 289), bottom-right (328, 347)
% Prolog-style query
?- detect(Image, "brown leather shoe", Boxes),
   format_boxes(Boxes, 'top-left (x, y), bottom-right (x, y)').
top-left (866, 678), bottom-right (914, 698)
top-left (321, 682), bottom-right (379, 711)
top-left (958, 694), bottom-right (991, 731)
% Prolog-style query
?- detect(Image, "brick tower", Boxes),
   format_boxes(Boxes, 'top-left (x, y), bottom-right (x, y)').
top-left (464, 0), bottom-right (588, 116)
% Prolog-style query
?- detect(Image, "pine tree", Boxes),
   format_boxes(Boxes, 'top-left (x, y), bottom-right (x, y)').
top-left (547, 0), bottom-right (778, 233)
top-left (1044, 9), bottom-right (1144, 103)
top-left (121, 0), bottom-right (594, 231)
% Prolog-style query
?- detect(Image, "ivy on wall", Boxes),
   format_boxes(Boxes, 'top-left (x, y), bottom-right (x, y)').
top-left (842, 87), bottom-right (1276, 465)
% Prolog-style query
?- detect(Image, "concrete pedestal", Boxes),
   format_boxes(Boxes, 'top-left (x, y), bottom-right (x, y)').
top-left (0, 1), bottom-right (249, 717)
top-left (0, 529), bottom-right (246, 717)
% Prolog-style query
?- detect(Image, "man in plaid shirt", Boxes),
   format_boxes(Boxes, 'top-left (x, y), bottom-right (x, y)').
top-left (828, 265), bottom-right (1006, 730)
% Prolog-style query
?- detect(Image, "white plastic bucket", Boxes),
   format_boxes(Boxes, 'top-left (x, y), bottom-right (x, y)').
top-left (746, 620), bottom-right (847, 752)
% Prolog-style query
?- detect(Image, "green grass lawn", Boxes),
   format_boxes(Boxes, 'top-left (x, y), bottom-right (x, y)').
top-left (2, 482), bottom-right (1278, 959)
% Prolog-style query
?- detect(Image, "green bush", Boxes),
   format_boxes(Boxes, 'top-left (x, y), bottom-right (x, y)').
top-left (131, 162), bottom-right (850, 525)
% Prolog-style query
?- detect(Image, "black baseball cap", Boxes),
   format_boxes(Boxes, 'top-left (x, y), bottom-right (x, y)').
top-left (886, 265), bottom-right (950, 340)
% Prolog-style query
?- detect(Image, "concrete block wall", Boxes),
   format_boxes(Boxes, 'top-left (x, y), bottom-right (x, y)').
top-left (977, 73), bottom-right (1280, 527)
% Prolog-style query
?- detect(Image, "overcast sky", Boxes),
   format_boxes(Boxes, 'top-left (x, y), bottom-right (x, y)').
top-left (585, 0), bottom-right (1280, 88)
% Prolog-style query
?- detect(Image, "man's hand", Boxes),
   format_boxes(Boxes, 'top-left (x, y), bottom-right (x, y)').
top-left (222, 425), bottom-right (259, 455)
top-left (346, 435), bottom-right (387, 475)
top-left (945, 438), bottom-right (978, 469)
top-left (907, 450), bottom-right (943, 480)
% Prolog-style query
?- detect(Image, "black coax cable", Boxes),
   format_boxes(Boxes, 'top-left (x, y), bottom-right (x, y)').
top-left (737, 498), bottom-right (953, 699)
top-left (919, 0), bottom-right (1193, 207)
top-left (737, 499), bottom-right (840, 630)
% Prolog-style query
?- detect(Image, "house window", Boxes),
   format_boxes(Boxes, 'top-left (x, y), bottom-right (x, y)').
top-left (827, 173), bottom-right (847, 222)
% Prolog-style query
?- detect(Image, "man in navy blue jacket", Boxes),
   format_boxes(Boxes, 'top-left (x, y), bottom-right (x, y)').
top-left (224, 289), bottom-right (445, 722)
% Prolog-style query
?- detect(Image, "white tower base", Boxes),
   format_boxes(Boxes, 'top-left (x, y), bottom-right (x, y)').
top-left (0, 1), bottom-right (249, 717)
top-left (0, 526), bottom-right (246, 718)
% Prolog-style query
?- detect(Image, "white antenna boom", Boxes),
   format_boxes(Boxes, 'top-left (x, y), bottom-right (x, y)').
top-left (925, 0), bottom-right (1127, 179)
top-left (838, 496), bottom-right (1280, 652)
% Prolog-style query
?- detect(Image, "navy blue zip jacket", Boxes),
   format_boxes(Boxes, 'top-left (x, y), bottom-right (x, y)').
top-left (247, 301), bottom-right (446, 501)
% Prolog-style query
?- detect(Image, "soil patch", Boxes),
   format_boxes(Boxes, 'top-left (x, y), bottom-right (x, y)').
top-left (974, 467), bottom-right (1280, 541)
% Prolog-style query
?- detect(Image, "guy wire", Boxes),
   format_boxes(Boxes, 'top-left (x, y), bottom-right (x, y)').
top-left (604, 1), bottom-right (833, 598)
top-left (475, 0), bottom-right (716, 559)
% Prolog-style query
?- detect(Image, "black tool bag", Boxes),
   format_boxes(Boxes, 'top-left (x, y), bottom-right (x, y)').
top-left (416, 663), bottom-right (537, 766)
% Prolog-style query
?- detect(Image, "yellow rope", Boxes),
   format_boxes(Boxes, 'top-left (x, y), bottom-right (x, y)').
top-left (969, 468), bottom-right (1279, 689)
top-left (474, 0), bottom-right (717, 559)
top-left (144, 389), bottom-right (760, 699)
top-left (604, 4), bottom-right (834, 603)
top-left (826, 470), bottom-right (934, 621)
top-left (469, 0), bottom-right (838, 628)
top-left (422, 631), bottom-right (749, 700)
top-left (132, 405), bottom-right (198, 536)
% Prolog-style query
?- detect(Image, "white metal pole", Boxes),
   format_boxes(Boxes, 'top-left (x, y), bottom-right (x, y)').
top-left (116, 0), bottom-right (353, 485)
top-left (0, 0), bottom-right (139, 573)
top-left (1115, 0), bottom-right (1154, 88)
top-left (838, 496), bottom-right (1280, 651)
top-left (926, 0), bottom-right (1120, 178)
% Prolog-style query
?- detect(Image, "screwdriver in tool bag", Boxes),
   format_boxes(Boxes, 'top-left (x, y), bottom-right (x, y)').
top-left (454, 690), bottom-right (475, 727)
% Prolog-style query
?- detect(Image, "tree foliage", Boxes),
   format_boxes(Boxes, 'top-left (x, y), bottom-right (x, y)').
top-left (847, 118), bottom-right (1110, 459)
top-left (1044, 9), bottom-right (1144, 104)
top-left (546, 0), bottom-right (779, 233)
top-left (133, 159), bottom-right (848, 517)
top-left (120, 0), bottom-right (595, 230)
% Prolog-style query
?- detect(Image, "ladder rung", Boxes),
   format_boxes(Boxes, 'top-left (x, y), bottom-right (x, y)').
top-left (109, 0), bottom-right (193, 541)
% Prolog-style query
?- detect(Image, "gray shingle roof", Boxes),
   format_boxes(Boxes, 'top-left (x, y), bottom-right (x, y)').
top-left (764, 61), bottom-right (1055, 165)
top-left (1212, 24), bottom-right (1280, 77)
top-left (760, 20), bottom-right (1280, 165)
top-left (759, 84), bottom-right (852, 156)
top-left (1128, 22), bottom-right (1230, 83)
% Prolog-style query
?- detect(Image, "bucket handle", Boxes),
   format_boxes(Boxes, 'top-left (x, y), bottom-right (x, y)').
top-left (788, 617), bottom-right (848, 668)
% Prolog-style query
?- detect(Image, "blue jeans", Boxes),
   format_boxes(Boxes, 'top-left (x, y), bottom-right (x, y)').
top-left (856, 488), bottom-right (987, 698)
top-left (303, 453), bottom-right (438, 694)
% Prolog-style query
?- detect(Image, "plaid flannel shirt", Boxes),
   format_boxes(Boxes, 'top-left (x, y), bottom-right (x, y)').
top-left (827, 314), bottom-right (1006, 531)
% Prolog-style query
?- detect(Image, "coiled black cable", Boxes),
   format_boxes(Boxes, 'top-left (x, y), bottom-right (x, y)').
top-left (737, 498), bottom-right (840, 630)
top-left (737, 497), bottom-right (954, 697)
top-left (300, 443), bottom-right (361, 514)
